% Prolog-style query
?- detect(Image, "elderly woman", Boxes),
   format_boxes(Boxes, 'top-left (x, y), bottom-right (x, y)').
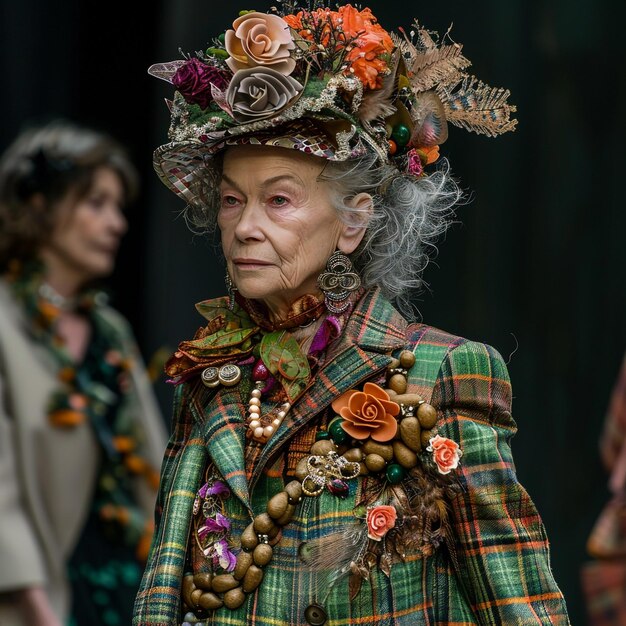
top-left (136, 5), bottom-right (570, 625)
top-left (0, 121), bottom-right (167, 626)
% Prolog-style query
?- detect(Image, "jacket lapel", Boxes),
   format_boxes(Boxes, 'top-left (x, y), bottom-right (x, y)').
top-left (187, 382), bottom-right (252, 513)
top-left (251, 289), bottom-right (408, 488)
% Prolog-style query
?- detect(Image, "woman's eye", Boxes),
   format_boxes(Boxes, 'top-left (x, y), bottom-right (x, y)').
top-left (87, 196), bottom-right (105, 210)
top-left (269, 196), bottom-right (289, 207)
top-left (221, 195), bottom-right (240, 207)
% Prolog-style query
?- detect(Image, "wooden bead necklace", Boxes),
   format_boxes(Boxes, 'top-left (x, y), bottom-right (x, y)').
top-left (183, 350), bottom-right (441, 623)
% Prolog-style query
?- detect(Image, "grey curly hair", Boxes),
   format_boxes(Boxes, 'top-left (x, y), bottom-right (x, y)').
top-left (185, 148), bottom-right (461, 314)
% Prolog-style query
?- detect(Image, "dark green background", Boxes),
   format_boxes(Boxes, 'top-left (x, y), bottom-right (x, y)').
top-left (2, 1), bottom-right (624, 622)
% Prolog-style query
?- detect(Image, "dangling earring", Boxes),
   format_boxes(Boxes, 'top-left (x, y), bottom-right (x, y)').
top-left (225, 271), bottom-right (237, 310)
top-left (317, 250), bottom-right (361, 314)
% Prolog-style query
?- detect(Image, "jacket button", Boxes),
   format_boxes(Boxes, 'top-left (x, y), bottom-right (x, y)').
top-left (298, 541), bottom-right (313, 564)
top-left (304, 603), bottom-right (327, 625)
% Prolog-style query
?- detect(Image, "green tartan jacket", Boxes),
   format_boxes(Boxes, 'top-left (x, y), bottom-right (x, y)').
top-left (134, 288), bottom-right (569, 625)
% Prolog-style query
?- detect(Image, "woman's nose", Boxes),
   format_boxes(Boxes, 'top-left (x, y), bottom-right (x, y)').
top-left (233, 202), bottom-right (264, 242)
top-left (109, 205), bottom-right (128, 235)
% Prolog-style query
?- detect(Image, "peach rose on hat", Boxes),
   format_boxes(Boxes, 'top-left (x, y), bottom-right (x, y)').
top-left (225, 12), bottom-right (296, 75)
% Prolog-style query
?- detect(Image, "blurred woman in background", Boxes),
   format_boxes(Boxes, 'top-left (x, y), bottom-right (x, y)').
top-left (0, 120), bottom-right (167, 625)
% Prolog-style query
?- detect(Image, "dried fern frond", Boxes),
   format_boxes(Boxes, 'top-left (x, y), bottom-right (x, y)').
top-left (392, 29), bottom-right (471, 94)
top-left (439, 76), bottom-right (518, 137)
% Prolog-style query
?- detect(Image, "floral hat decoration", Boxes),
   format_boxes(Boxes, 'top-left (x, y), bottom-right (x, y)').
top-left (149, 1), bottom-right (517, 206)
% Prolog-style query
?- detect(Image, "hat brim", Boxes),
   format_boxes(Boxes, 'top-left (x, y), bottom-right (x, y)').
top-left (153, 119), bottom-right (358, 206)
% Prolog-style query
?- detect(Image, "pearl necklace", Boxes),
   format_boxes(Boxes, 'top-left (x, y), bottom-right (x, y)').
top-left (245, 357), bottom-right (293, 444)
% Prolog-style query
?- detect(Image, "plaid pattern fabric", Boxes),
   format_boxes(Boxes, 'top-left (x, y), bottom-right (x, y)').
top-left (581, 560), bottom-right (626, 625)
top-left (134, 289), bottom-right (569, 625)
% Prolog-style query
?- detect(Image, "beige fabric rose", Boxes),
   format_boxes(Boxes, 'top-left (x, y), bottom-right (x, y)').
top-left (225, 12), bottom-right (296, 75)
top-left (226, 68), bottom-right (303, 123)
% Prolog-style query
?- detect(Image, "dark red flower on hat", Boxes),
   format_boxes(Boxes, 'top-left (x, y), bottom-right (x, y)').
top-left (172, 58), bottom-right (230, 110)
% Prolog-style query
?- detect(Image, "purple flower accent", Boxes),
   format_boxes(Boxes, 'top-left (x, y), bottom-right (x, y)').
top-left (198, 513), bottom-right (231, 540)
top-left (406, 149), bottom-right (424, 177)
top-left (213, 539), bottom-right (237, 572)
top-left (172, 57), bottom-right (230, 110)
top-left (207, 480), bottom-right (230, 498)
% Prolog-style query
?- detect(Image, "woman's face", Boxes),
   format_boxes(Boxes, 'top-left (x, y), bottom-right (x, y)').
top-left (41, 166), bottom-right (127, 286)
top-left (218, 146), bottom-right (365, 316)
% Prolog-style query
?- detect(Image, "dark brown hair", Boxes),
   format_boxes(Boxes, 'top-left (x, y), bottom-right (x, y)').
top-left (0, 120), bottom-right (139, 270)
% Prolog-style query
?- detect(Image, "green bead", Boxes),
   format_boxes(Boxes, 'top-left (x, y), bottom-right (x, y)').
top-left (391, 124), bottom-right (410, 148)
top-left (386, 463), bottom-right (406, 484)
top-left (218, 32), bottom-right (226, 44)
top-left (328, 419), bottom-right (348, 445)
top-left (315, 430), bottom-right (331, 441)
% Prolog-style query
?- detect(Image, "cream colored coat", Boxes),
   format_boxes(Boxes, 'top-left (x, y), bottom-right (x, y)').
top-left (0, 280), bottom-right (168, 625)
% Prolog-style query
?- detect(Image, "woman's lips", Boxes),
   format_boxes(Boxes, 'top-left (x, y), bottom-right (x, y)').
top-left (232, 258), bottom-right (272, 269)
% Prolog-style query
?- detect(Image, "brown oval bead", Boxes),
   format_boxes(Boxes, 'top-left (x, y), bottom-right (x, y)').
top-left (336, 442), bottom-right (349, 455)
top-left (240, 521), bottom-right (259, 551)
top-left (310, 439), bottom-right (335, 456)
top-left (269, 528), bottom-right (283, 546)
top-left (193, 572), bottom-right (213, 591)
top-left (284, 480), bottom-right (303, 504)
top-left (362, 440), bottom-right (394, 461)
top-left (276, 503), bottom-right (296, 526)
top-left (387, 357), bottom-right (401, 370)
top-left (417, 403), bottom-right (438, 429)
top-left (392, 440), bottom-right (419, 469)
top-left (385, 388), bottom-right (398, 397)
top-left (253, 513), bottom-right (275, 534)
top-left (295, 456), bottom-right (310, 482)
top-left (198, 591), bottom-right (223, 610)
top-left (242, 564), bottom-right (264, 593)
top-left (359, 461), bottom-right (369, 476)
top-left (342, 447), bottom-right (363, 463)
top-left (267, 491), bottom-right (289, 520)
top-left (233, 550), bottom-right (254, 580)
top-left (364, 453), bottom-right (386, 472)
top-left (399, 416), bottom-right (422, 452)
top-left (399, 350), bottom-right (416, 369)
top-left (268, 524), bottom-right (281, 539)
top-left (421, 428), bottom-right (434, 449)
top-left (253, 543), bottom-right (273, 566)
top-left (388, 373), bottom-right (407, 395)
top-left (190, 588), bottom-right (203, 607)
top-left (182, 573), bottom-right (196, 608)
top-left (393, 393), bottom-right (424, 407)
top-left (212, 574), bottom-right (239, 593)
top-left (223, 587), bottom-right (247, 610)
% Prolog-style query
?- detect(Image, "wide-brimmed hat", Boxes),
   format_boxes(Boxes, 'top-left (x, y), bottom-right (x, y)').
top-left (150, 5), bottom-right (517, 207)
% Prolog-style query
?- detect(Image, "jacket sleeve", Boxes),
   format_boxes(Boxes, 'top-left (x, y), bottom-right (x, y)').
top-left (0, 374), bottom-right (47, 591)
top-left (432, 339), bottom-right (570, 625)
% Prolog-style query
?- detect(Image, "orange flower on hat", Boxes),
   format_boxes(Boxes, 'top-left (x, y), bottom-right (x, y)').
top-left (332, 381), bottom-right (399, 442)
top-left (284, 4), bottom-right (393, 90)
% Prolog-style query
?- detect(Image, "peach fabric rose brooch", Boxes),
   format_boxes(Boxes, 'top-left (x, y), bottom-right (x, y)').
top-left (332, 381), bottom-right (400, 442)
top-left (366, 504), bottom-right (397, 541)
top-left (427, 434), bottom-right (463, 474)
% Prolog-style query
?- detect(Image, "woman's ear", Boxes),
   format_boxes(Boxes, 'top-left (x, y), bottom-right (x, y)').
top-left (338, 192), bottom-right (373, 254)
